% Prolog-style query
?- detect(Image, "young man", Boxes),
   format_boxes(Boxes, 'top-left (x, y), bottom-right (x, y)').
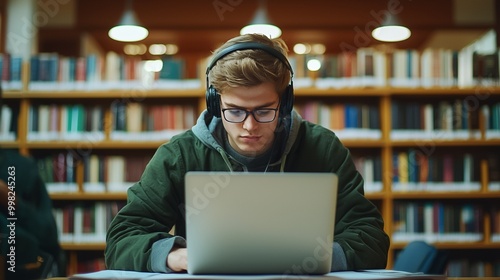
top-left (105, 34), bottom-right (390, 272)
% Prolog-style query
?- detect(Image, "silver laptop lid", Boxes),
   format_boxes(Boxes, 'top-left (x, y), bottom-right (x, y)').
top-left (185, 172), bottom-right (338, 275)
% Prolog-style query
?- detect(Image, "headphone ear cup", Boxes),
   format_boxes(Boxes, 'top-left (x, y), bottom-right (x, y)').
top-left (279, 85), bottom-right (294, 117)
top-left (206, 85), bottom-right (221, 118)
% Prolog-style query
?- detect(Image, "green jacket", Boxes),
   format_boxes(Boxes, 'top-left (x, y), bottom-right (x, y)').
top-left (105, 111), bottom-right (389, 272)
top-left (0, 149), bottom-right (61, 279)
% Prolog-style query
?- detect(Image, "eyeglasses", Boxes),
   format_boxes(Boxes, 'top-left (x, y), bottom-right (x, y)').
top-left (221, 106), bottom-right (279, 123)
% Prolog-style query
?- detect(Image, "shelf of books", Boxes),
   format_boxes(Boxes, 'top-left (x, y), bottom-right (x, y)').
top-left (1, 30), bottom-right (500, 276)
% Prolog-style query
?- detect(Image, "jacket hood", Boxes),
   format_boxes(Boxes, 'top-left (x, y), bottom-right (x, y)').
top-left (191, 110), bottom-right (303, 171)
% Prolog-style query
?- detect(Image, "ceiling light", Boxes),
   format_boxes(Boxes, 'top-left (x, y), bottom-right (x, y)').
top-left (371, 13), bottom-right (411, 42)
top-left (108, 0), bottom-right (148, 42)
top-left (149, 44), bottom-right (167, 55)
top-left (307, 59), bottom-right (321, 72)
top-left (293, 43), bottom-right (309, 54)
top-left (165, 44), bottom-right (179, 55)
top-left (311, 44), bottom-right (326, 54)
top-left (240, 0), bottom-right (281, 38)
top-left (124, 44), bottom-right (147, 55)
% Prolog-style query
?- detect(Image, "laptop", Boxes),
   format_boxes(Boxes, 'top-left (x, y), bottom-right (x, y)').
top-left (184, 171), bottom-right (338, 275)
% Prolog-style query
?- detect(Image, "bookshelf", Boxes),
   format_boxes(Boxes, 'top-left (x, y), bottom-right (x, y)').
top-left (2, 43), bottom-right (500, 277)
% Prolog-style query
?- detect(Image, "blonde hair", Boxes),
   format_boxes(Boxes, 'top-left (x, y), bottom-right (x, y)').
top-left (207, 34), bottom-right (291, 98)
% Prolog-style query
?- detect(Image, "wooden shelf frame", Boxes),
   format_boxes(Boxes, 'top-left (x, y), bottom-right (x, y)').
top-left (2, 60), bottom-right (500, 276)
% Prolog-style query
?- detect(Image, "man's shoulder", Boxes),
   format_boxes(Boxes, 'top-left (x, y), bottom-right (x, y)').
top-left (158, 129), bottom-right (204, 151)
top-left (170, 129), bottom-right (197, 140)
top-left (300, 120), bottom-right (338, 139)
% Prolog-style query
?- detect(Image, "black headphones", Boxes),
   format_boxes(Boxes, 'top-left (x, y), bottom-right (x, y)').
top-left (205, 42), bottom-right (294, 118)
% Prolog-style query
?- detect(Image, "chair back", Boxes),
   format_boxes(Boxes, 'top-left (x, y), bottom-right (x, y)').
top-left (393, 241), bottom-right (448, 274)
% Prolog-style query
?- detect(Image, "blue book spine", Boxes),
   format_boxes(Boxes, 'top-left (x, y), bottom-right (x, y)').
top-left (49, 54), bottom-right (59, 82)
top-left (392, 154), bottom-right (399, 183)
top-left (86, 55), bottom-right (96, 81)
top-left (30, 56), bottom-right (40, 82)
top-left (68, 57), bottom-right (76, 82)
top-left (344, 104), bottom-right (359, 128)
top-left (9, 56), bottom-right (22, 82)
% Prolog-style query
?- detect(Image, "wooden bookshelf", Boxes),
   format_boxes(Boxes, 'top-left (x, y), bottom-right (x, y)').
top-left (2, 49), bottom-right (500, 277)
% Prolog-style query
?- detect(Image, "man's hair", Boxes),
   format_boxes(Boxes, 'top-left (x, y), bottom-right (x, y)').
top-left (207, 34), bottom-right (291, 98)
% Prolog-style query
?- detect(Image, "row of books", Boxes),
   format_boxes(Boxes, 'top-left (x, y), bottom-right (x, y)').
top-left (295, 99), bottom-right (498, 140)
top-left (391, 99), bottom-right (480, 132)
top-left (292, 31), bottom-right (500, 88)
top-left (352, 155), bottom-right (382, 193)
top-left (0, 53), bottom-right (23, 90)
top-left (295, 102), bottom-right (381, 139)
top-left (4, 31), bottom-right (498, 91)
top-left (53, 201), bottom-right (125, 243)
top-left (391, 151), bottom-right (483, 192)
top-left (28, 104), bottom-right (105, 142)
top-left (447, 259), bottom-right (500, 277)
top-left (25, 102), bottom-right (197, 142)
top-left (390, 48), bottom-right (460, 88)
top-left (37, 152), bottom-right (78, 193)
top-left (391, 30), bottom-right (499, 88)
top-left (392, 202), bottom-right (483, 243)
top-left (36, 152), bottom-right (153, 193)
top-left (82, 154), bottom-right (151, 193)
top-left (110, 102), bottom-right (197, 141)
top-left (27, 52), bottom-right (200, 91)
top-left (390, 100), bottom-right (500, 140)
top-left (290, 49), bottom-right (387, 88)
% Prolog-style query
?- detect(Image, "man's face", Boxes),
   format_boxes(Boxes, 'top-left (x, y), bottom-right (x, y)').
top-left (219, 82), bottom-right (280, 157)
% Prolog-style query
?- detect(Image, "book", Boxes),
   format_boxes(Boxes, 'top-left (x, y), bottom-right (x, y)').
top-left (159, 58), bottom-right (184, 80)
top-left (392, 201), bottom-right (483, 242)
top-left (53, 202), bottom-right (126, 244)
top-left (126, 102), bottom-right (143, 133)
top-left (0, 105), bottom-right (14, 140)
top-left (398, 152), bottom-right (409, 184)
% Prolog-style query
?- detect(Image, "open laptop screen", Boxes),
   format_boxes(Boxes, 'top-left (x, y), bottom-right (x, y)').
top-left (184, 172), bottom-right (338, 275)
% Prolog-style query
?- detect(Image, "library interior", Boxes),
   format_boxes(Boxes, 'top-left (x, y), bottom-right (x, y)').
top-left (1, 0), bottom-right (500, 279)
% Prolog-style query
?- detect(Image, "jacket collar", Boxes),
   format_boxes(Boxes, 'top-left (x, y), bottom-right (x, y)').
top-left (191, 110), bottom-right (303, 171)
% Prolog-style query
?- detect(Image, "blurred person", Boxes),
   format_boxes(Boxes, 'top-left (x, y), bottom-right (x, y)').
top-left (0, 86), bottom-right (61, 279)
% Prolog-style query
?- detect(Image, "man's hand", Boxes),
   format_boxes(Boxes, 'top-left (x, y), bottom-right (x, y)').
top-left (167, 246), bottom-right (188, 272)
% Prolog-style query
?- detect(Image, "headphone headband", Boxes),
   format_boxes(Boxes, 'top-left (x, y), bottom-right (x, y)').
top-left (206, 42), bottom-right (294, 76)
